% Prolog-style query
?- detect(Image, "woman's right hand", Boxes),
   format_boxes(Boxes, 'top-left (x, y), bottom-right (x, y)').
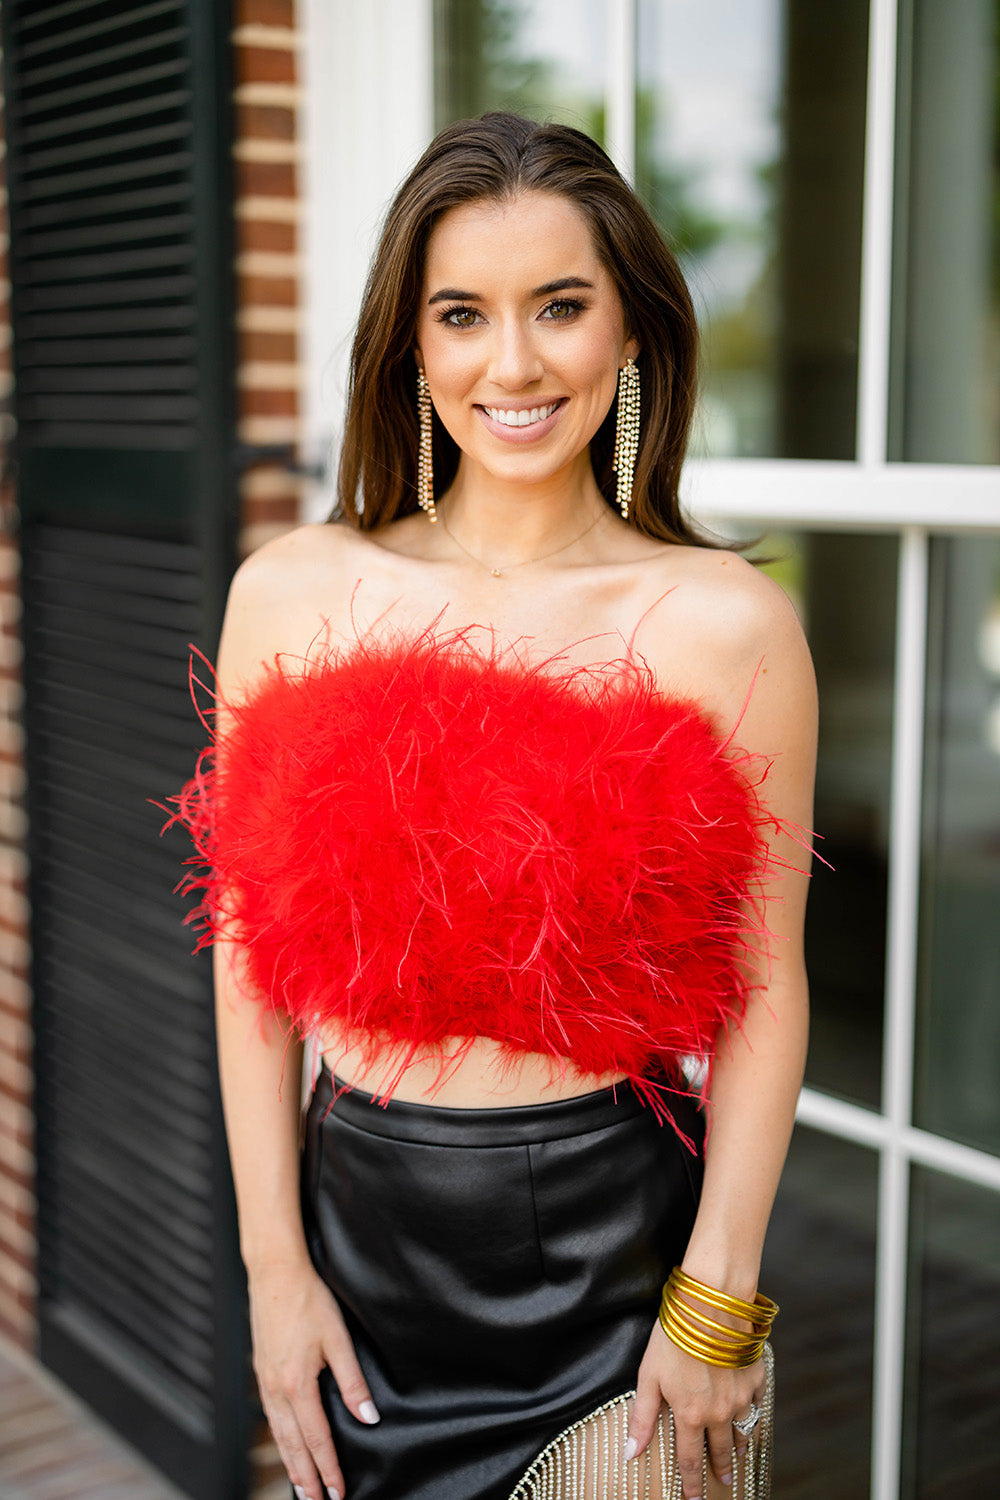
top-left (248, 1257), bottom-right (380, 1500)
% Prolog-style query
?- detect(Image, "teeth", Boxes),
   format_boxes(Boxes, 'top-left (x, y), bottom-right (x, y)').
top-left (485, 403), bottom-right (558, 427)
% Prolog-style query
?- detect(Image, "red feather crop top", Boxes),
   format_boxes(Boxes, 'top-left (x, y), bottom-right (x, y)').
top-left (167, 619), bottom-right (781, 1122)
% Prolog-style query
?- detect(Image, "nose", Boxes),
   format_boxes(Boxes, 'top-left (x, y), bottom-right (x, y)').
top-left (487, 317), bottom-right (544, 391)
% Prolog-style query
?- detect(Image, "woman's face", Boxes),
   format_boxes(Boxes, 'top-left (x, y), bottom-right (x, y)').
top-left (415, 190), bottom-right (638, 493)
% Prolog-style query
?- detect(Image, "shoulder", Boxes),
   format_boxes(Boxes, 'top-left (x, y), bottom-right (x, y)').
top-left (227, 521), bottom-right (359, 604)
top-left (637, 546), bottom-right (809, 690)
top-left (637, 546), bottom-right (818, 857)
top-left (216, 522), bottom-right (364, 698)
top-left (669, 546), bottom-right (802, 652)
top-left (634, 543), bottom-right (815, 782)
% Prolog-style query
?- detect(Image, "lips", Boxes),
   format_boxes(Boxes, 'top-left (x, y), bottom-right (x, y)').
top-left (475, 398), bottom-right (566, 443)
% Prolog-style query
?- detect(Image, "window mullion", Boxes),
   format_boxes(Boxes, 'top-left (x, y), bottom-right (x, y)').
top-left (857, 0), bottom-right (901, 466)
top-left (605, 0), bottom-right (636, 180)
top-left (872, 524), bottom-right (928, 1500)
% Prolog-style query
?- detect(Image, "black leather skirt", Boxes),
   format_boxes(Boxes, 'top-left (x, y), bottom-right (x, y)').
top-left (299, 1064), bottom-right (704, 1500)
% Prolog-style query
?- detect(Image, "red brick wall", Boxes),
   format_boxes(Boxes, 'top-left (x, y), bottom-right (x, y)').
top-left (234, 0), bottom-right (304, 555)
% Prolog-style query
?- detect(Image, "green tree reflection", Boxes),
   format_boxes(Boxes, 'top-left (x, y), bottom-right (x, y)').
top-left (434, 0), bottom-right (604, 137)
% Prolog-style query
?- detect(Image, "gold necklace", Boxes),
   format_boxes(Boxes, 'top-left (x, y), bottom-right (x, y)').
top-left (439, 506), bottom-right (606, 578)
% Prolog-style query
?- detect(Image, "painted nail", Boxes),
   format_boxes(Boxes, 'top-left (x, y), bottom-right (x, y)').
top-left (721, 1473), bottom-right (733, 1487)
top-left (293, 1488), bottom-right (306, 1500)
top-left (327, 1488), bottom-right (342, 1500)
top-left (623, 1435), bottom-right (638, 1462)
top-left (359, 1399), bottom-right (380, 1425)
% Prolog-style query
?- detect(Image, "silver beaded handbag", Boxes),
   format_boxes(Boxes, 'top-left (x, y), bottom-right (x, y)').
top-left (508, 1342), bottom-right (774, 1500)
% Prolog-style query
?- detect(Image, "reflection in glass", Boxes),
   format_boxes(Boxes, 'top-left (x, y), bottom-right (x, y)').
top-left (915, 538), bottom-right (1000, 1155)
top-left (892, 0), bottom-right (1000, 463)
top-left (761, 1127), bottom-right (877, 1493)
top-left (636, 0), bottom-right (868, 459)
top-left (751, 530), bottom-right (896, 1108)
top-left (903, 1169), bottom-right (1000, 1493)
top-left (434, 0), bottom-right (606, 139)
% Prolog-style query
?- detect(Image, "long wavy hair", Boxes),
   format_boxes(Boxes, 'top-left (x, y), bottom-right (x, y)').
top-left (336, 111), bottom-right (707, 545)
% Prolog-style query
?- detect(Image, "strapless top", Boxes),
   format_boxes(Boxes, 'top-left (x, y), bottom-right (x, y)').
top-left (167, 619), bottom-right (781, 1125)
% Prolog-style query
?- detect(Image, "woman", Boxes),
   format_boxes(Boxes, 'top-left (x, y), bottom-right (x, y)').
top-left (173, 113), bottom-right (815, 1500)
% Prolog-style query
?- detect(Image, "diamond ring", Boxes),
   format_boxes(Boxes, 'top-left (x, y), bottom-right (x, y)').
top-left (732, 1403), bottom-right (762, 1437)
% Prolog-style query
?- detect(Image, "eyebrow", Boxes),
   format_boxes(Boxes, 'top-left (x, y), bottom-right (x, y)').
top-left (427, 276), bottom-right (596, 306)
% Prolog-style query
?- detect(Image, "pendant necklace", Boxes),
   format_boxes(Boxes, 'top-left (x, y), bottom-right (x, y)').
top-left (439, 506), bottom-right (606, 578)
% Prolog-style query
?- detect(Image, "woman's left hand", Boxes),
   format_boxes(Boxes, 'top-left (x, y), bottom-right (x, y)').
top-left (627, 1321), bottom-right (763, 1497)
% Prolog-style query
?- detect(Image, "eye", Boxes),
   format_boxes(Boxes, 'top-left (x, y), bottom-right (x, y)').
top-left (438, 304), bottom-right (482, 328)
top-left (541, 297), bottom-right (586, 321)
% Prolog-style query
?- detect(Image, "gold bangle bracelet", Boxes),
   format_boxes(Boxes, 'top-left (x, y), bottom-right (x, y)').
top-left (668, 1267), bottom-right (779, 1328)
top-left (657, 1298), bottom-right (765, 1366)
top-left (659, 1326), bottom-right (765, 1369)
top-left (666, 1296), bottom-right (759, 1343)
top-left (657, 1266), bottom-right (778, 1371)
top-left (658, 1301), bottom-right (752, 1354)
top-left (658, 1309), bottom-right (764, 1369)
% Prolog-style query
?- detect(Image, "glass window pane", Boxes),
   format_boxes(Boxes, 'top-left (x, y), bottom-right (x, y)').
top-left (749, 531), bottom-right (896, 1109)
top-left (762, 1127), bottom-right (877, 1493)
top-left (891, 1), bottom-right (1000, 463)
top-left (914, 537), bottom-right (1000, 1154)
top-left (903, 1169), bottom-right (1000, 1494)
top-left (435, 0), bottom-right (606, 138)
top-left (637, 0), bottom-right (869, 459)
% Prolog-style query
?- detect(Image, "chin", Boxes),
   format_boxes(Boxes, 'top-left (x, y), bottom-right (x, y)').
top-left (483, 448), bottom-right (577, 486)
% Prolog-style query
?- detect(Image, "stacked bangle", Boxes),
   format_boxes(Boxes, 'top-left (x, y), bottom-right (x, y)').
top-left (658, 1266), bottom-right (778, 1370)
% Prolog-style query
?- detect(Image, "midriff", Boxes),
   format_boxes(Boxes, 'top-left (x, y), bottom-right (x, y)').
top-left (319, 1030), bottom-right (629, 1108)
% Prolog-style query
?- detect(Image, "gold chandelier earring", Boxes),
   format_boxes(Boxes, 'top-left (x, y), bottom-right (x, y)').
top-left (416, 369), bottom-right (437, 523)
top-left (611, 356), bottom-right (640, 521)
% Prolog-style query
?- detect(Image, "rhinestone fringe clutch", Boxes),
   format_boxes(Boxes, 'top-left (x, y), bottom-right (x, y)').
top-left (508, 1343), bottom-right (774, 1500)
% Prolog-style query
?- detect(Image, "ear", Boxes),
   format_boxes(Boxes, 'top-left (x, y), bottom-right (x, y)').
top-left (414, 348), bottom-right (424, 374)
top-left (623, 335), bottom-right (640, 364)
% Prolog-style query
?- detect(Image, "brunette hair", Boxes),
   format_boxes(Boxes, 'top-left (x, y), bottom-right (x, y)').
top-left (337, 111), bottom-right (707, 545)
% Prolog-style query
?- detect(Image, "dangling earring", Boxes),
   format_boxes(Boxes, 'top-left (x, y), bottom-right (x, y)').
top-left (416, 369), bottom-right (437, 523)
top-left (611, 356), bottom-right (640, 521)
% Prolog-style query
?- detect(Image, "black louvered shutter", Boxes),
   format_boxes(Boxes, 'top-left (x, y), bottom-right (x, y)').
top-left (2, 3), bottom-right (249, 1497)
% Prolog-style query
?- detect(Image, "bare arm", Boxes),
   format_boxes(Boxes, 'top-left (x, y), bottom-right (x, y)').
top-left (629, 568), bottom-right (817, 1497)
top-left (211, 539), bottom-right (377, 1500)
top-left (214, 941), bottom-right (308, 1273)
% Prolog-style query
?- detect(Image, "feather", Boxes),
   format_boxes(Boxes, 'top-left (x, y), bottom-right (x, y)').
top-left (161, 617), bottom-right (794, 1138)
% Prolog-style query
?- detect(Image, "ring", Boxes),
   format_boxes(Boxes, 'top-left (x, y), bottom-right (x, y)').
top-left (732, 1403), bottom-right (762, 1437)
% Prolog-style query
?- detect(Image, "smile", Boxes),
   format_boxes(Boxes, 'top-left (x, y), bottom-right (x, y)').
top-left (482, 402), bottom-right (561, 428)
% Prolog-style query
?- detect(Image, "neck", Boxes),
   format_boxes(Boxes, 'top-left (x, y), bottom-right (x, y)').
top-left (441, 452), bottom-right (609, 564)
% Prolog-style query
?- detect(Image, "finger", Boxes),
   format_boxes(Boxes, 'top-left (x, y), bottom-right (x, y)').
top-left (262, 1392), bottom-right (337, 1500)
top-left (674, 1419), bottom-right (708, 1500)
top-left (325, 1317), bottom-right (380, 1427)
top-left (289, 1384), bottom-right (346, 1499)
top-left (732, 1377), bottom-right (765, 1463)
top-left (624, 1354), bottom-right (666, 1460)
top-left (706, 1417), bottom-right (737, 1488)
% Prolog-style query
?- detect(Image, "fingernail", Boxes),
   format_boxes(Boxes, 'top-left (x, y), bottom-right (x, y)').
top-left (722, 1474), bottom-right (733, 1487)
top-left (623, 1435), bottom-right (638, 1462)
top-left (293, 1489), bottom-right (306, 1500)
top-left (359, 1398), bottom-right (380, 1425)
top-left (327, 1488), bottom-right (342, 1500)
